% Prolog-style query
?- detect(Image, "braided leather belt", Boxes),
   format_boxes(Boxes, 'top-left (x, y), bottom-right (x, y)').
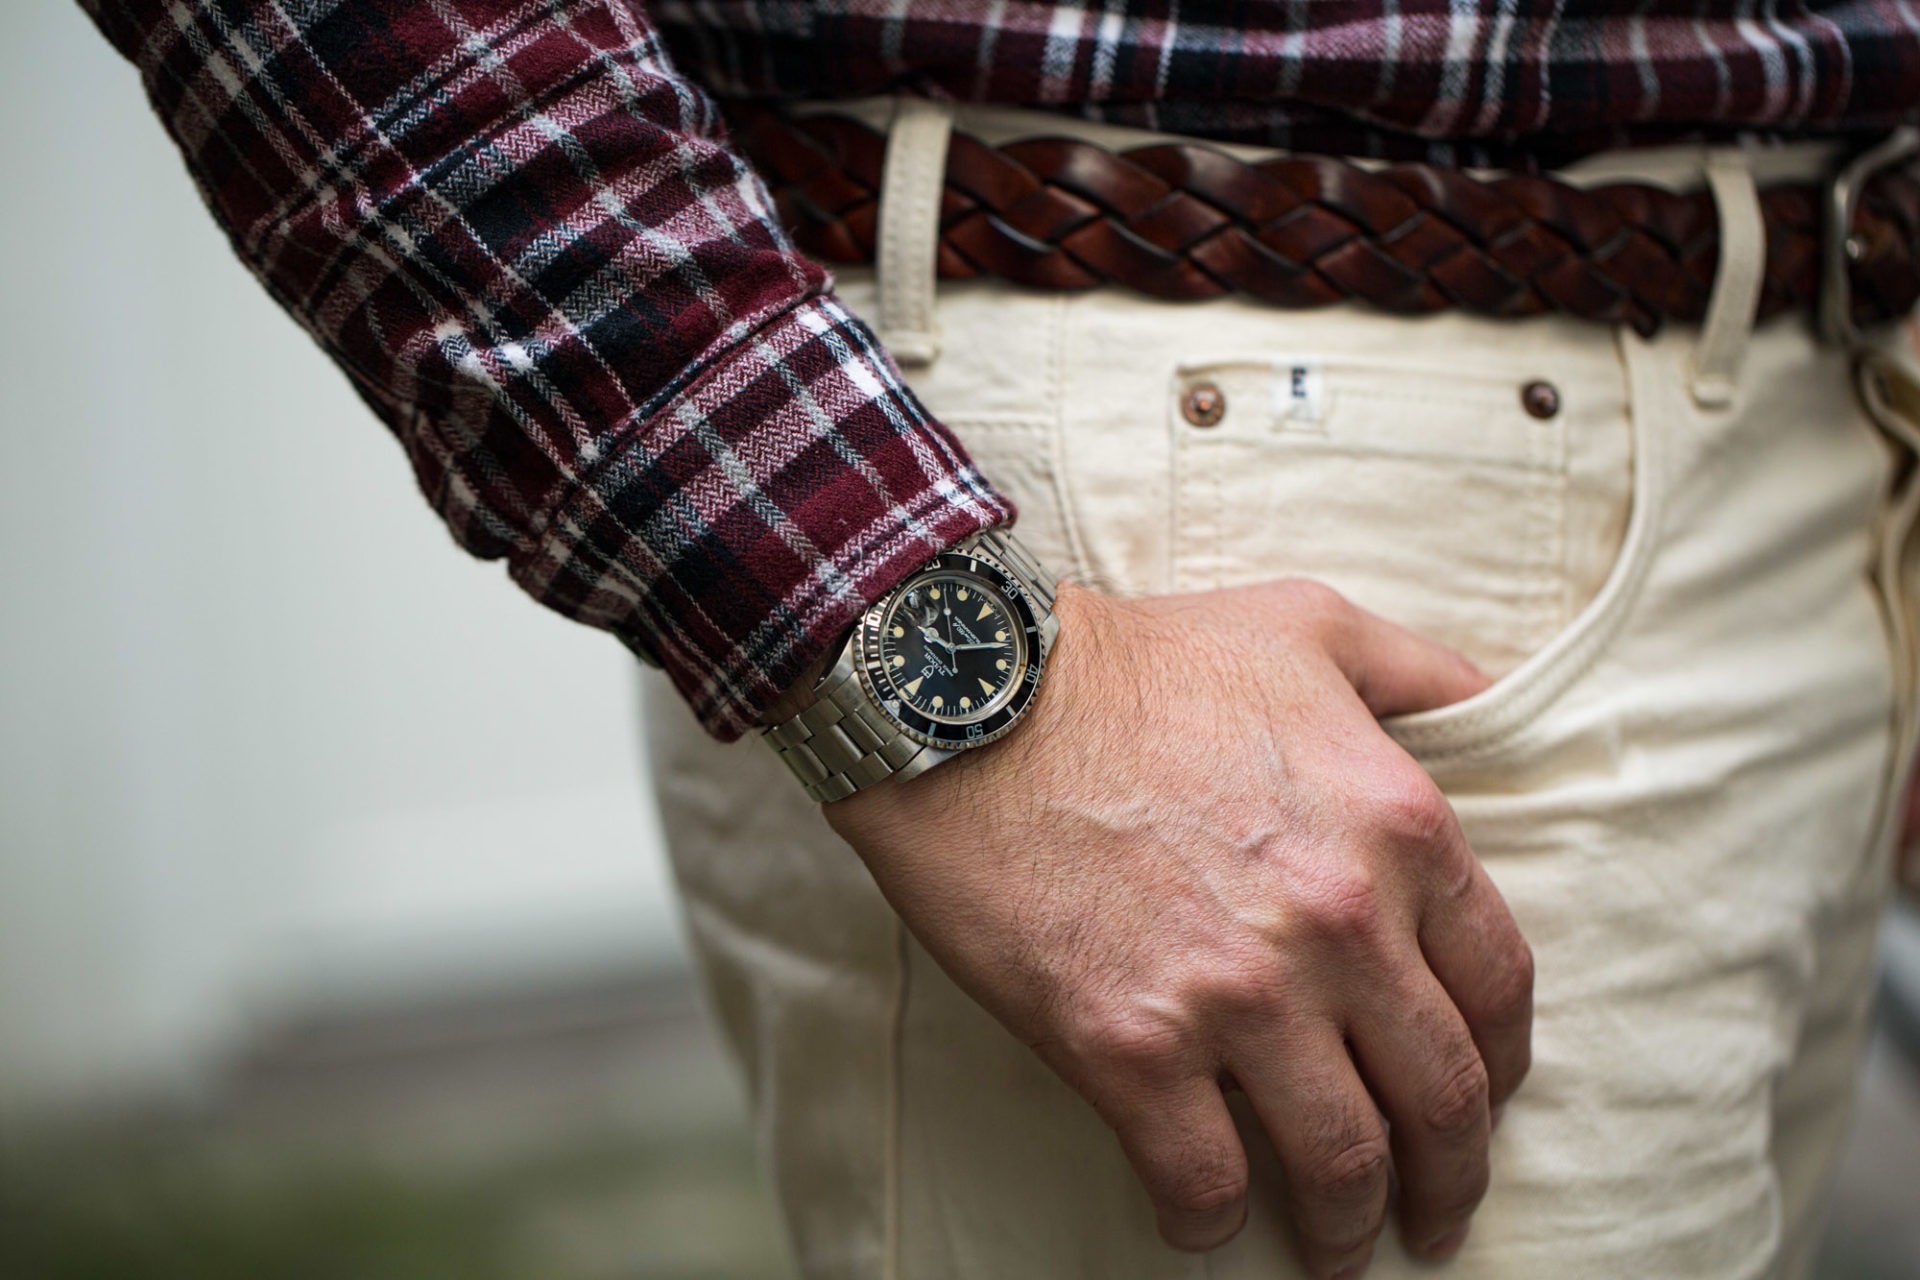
top-left (732, 107), bottom-right (1920, 339)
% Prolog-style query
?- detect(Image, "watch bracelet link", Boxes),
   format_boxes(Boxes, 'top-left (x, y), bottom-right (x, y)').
top-left (762, 662), bottom-right (926, 803)
top-left (760, 528), bottom-right (1057, 803)
top-left (976, 526), bottom-right (1058, 614)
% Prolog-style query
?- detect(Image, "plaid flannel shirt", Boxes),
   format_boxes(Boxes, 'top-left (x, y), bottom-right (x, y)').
top-left (82, 0), bottom-right (1014, 741)
top-left (85, 1), bottom-right (1920, 740)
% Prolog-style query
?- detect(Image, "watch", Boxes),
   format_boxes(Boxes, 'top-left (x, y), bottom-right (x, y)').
top-left (760, 529), bottom-right (1061, 802)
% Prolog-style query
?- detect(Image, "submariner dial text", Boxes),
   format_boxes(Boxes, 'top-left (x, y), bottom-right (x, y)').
top-left (877, 574), bottom-right (1019, 721)
top-left (853, 546), bottom-right (1048, 753)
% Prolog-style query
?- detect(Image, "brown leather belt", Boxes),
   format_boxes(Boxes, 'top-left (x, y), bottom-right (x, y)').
top-left (731, 107), bottom-right (1920, 339)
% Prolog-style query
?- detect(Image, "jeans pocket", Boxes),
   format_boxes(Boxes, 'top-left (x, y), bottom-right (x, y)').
top-left (1381, 345), bottom-right (1661, 765)
top-left (1165, 335), bottom-right (1652, 764)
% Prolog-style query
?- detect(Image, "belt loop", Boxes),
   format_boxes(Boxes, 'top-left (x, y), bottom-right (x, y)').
top-left (1689, 153), bottom-right (1765, 409)
top-left (875, 97), bottom-right (953, 368)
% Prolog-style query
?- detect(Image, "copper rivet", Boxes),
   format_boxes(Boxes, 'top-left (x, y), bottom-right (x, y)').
top-left (1520, 379), bottom-right (1561, 420)
top-left (1183, 382), bottom-right (1227, 427)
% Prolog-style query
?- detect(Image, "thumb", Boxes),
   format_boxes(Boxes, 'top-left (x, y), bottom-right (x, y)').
top-left (1321, 597), bottom-right (1492, 718)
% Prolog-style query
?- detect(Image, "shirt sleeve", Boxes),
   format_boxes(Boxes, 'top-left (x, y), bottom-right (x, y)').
top-left (78, 0), bottom-right (1013, 741)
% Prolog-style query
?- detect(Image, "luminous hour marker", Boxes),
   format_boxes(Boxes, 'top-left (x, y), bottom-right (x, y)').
top-left (978, 677), bottom-right (997, 696)
top-left (995, 630), bottom-right (1007, 641)
top-left (960, 696), bottom-right (972, 709)
top-left (957, 588), bottom-right (969, 601)
top-left (977, 603), bottom-right (993, 621)
top-left (904, 677), bottom-right (923, 695)
top-left (929, 587), bottom-right (941, 599)
top-left (891, 625), bottom-right (904, 638)
top-left (995, 658), bottom-right (1008, 671)
top-left (931, 695), bottom-right (944, 708)
top-left (891, 655), bottom-right (904, 667)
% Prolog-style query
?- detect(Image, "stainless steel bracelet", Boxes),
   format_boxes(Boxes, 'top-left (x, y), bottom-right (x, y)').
top-left (760, 529), bottom-right (1057, 803)
top-left (976, 526), bottom-right (1058, 613)
top-left (761, 659), bottom-right (930, 803)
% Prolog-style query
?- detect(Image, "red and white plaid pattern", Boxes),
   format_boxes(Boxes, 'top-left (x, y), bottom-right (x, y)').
top-left (82, 0), bottom-right (1012, 739)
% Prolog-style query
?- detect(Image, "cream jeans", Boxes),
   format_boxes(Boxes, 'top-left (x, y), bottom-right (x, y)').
top-left (645, 104), bottom-right (1920, 1279)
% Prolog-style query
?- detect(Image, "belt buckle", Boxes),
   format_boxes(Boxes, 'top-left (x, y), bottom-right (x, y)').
top-left (1820, 125), bottom-right (1920, 349)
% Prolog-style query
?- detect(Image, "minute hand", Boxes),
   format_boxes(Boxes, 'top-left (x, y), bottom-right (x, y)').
top-left (952, 641), bottom-right (1008, 651)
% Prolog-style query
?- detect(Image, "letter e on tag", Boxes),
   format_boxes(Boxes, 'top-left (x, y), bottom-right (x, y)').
top-left (1271, 359), bottom-right (1326, 432)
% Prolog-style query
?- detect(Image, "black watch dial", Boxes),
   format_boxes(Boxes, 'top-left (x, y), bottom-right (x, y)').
top-left (855, 546), bottom-right (1047, 751)
top-left (876, 573), bottom-right (1020, 722)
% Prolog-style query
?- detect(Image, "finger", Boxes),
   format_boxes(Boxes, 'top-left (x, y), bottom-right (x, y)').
top-left (1231, 1022), bottom-right (1392, 1278)
top-left (1100, 1073), bottom-right (1250, 1251)
top-left (1348, 966), bottom-right (1492, 1261)
top-left (1324, 597), bottom-right (1492, 718)
top-left (1418, 851), bottom-right (1535, 1108)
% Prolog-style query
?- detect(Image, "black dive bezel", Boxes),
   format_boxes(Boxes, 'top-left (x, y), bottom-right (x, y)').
top-left (853, 547), bottom-right (1046, 751)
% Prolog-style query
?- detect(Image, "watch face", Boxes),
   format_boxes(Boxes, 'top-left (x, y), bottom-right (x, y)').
top-left (878, 573), bottom-right (1022, 721)
top-left (855, 548), bottom-right (1047, 750)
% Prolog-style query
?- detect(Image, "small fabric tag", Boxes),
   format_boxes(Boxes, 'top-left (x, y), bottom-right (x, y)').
top-left (1271, 359), bottom-right (1326, 428)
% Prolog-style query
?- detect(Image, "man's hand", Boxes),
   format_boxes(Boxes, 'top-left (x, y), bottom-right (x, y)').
top-left (826, 581), bottom-right (1534, 1277)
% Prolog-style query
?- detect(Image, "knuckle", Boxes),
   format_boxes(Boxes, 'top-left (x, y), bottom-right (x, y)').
top-left (1187, 956), bottom-right (1283, 1018)
top-left (1164, 1170), bottom-right (1249, 1220)
top-left (1421, 1154), bottom-right (1492, 1228)
top-left (1276, 577), bottom-right (1349, 620)
top-left (1486, 938), bottom-right (1537, 1022)
top-left (1440, 1162), bottom-right (1493, 1221)
top-left (1076, 1005), bottom-right (1190, 1083)
top-left (1370, 769), bottom-right (1456, 849)
top-left (1271, 579), bottom-right (1354, 645)
top-left (1301, 868), bottom-right (1387, 943)
top-left (1303, 1131), bottom-right (1391, 1205)
top-left (1422, 1053), bottom-right (1492, 1136)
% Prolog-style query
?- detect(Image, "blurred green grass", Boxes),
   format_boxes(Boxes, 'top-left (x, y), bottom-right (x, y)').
top-left (0, 973), bottom-right (792, 1280)
top-left (1, 1125), bottom-right (785, 1280)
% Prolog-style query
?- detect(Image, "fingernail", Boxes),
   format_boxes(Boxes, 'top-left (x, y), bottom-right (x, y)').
top-left (1422, 1226), bottom-right (1469, 1258)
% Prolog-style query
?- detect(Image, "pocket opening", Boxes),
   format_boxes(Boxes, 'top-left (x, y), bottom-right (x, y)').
top-left (1382, 330), bottom-right (1664, 762)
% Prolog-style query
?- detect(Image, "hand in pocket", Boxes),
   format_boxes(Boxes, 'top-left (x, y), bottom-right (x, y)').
top-left (827, 579), bottom-right (1532, 1275)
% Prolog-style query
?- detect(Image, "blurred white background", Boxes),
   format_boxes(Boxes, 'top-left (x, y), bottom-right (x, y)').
top-left (0, 1), bottom-right (686, 1124)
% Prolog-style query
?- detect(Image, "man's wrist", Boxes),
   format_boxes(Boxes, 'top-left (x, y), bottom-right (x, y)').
top-left (758, 529), bottom-right (1062, 801)
top-left (831, 583), bottom-right (1101, 832)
